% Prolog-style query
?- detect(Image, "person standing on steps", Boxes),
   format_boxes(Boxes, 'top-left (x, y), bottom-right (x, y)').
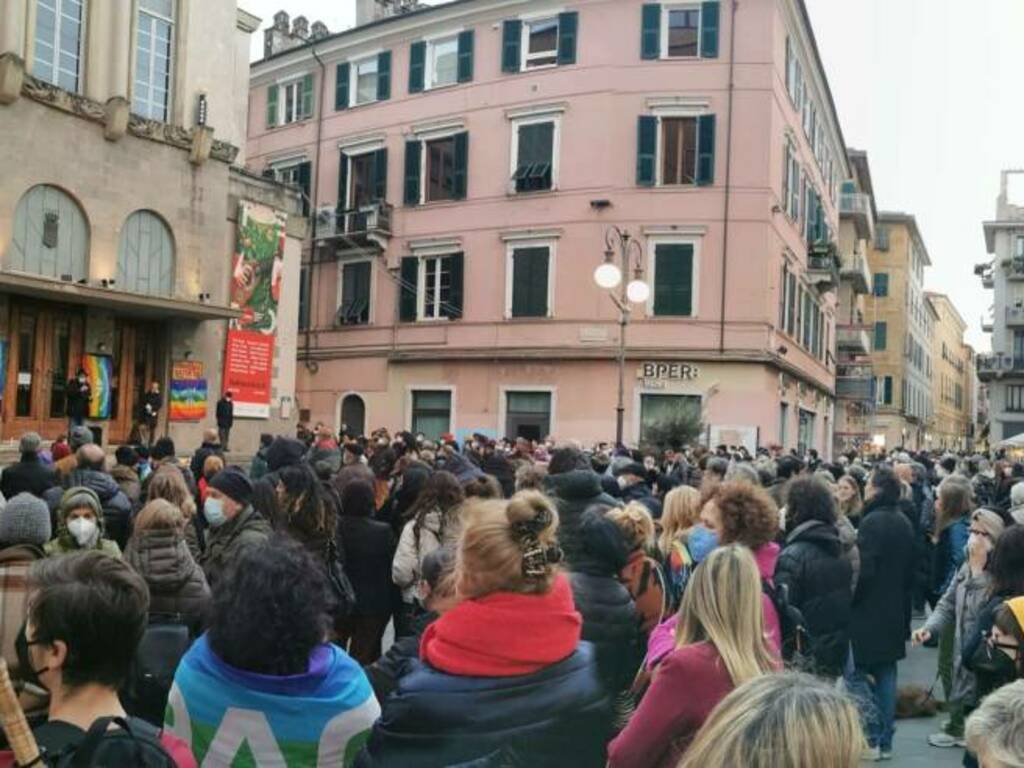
top-left (216, 391), bottom-right (234, 452)
top-left (141, 381), bottom-right (163, 448)
top-left (65, 368), bottom-right (91, 432)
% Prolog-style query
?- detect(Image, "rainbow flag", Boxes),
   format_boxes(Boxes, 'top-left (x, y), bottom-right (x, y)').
top-left (83, 354), bottom-right (112, 419)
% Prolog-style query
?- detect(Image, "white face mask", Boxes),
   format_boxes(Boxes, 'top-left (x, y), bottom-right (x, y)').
top-left (67, 517), bottom-right (99, 548)
top-left (617, 476), bottom-right (630, 490)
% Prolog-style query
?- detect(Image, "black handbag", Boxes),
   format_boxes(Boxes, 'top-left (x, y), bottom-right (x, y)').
top-left (325, 538), bottom-right (356, 619)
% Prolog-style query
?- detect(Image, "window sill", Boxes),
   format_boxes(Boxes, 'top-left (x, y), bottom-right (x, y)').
top-left (643, 315), bottom-right (699, 322)
top-left (424, 81), bottom-right (460, 93)
top-left (504, 315), bottom-right (554, 322)
top-left (659, 54), bottom-right (704, 62)
top-left (520, 61), bottom-right (559, 73)
top-left (506, 187), bottom-right (558, 198)
top-left (341, 98), bottom-right (382, 112)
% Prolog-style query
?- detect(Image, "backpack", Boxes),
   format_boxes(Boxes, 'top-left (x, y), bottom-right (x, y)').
top-left (121, 616), bottom-right (193, 727)
top-left (620, 553), bottom-right (668, 634)
top-left (42, 716), bottom-right (176, 768)
top-left (762, 578), bottom-right (811, 667)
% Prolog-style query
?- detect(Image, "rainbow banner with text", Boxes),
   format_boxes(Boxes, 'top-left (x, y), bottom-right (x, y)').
top-left (83, 354), bottom-right (112, 419)
top-left (170, 361), bottom-right (207, 422)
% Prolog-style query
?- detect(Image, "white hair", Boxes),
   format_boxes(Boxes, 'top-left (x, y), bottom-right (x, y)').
top-left (1012, 481), bottom-right (1024, 509)
top-left (965, 680), bottom-right (1024, 768)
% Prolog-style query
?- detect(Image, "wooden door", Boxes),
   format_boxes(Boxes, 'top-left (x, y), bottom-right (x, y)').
top-left (107, 321), bottom-right (164, 444)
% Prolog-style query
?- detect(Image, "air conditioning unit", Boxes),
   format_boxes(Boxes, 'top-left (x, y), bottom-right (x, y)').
top-left (314, 206), bottom-right (338, 239)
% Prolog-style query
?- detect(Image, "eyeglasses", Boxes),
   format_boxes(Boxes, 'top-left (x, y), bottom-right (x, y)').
top-left (985, 632), bottom-right (1021, 654)
top-left (969, 528), bottom-right (994, 539)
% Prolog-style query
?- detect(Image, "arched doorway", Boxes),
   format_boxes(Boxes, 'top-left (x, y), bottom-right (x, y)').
top-left (340, 393), bottom-right (366, 438)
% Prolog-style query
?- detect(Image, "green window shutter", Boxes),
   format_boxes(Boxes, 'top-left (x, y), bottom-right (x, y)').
top-left (399, 257), bottom-right (419, 322)
top-left (296, 161), bottom-right (312, 217)
top-left (266, 85), bottom-right (278, 128)
top-left (874, 321), bottom-right (887, 351)
top-left (300, 73), bottom-right (314, 118)
top-left (873, 273), bottom-right (888, 297)
top-left (557, 12), bottom-right (578, 65)
top-left (884, 376), bottom-right (893, 405)
top-left (636, 115), bottom-right (658, 186)
top-left (445, 253), bottom-right (464, 320)
top-left (340, 262), bottom-right (372, 324)
top-left (641, 4), bottom-right (661, 60)
top-left (457, 30), bottom-right (474, 82)
top-left (335, 62), bottom-right (350, 110)
top-left (452, 132), bottom-right (469, 200)
top-left (409, 41), bottom-right (426, 93)
top-left (373, 148), bottom-right (388, 202)
top-left (511, 248), bottom-right (550, 317)
top-left (502, 20), bottom-right (522, 73)
top-left (697, 114), bottom-right (716, 185)
top-left (653, 244), bottom-right (694, 316)
top-left (377, 51), bottom-right (392, 101)
top-left (337, 152), bottom-right (349, 209)
top-left (701, 1), bottom-right (720, 58)
top-left (404, 140), bottom-right (422, 206)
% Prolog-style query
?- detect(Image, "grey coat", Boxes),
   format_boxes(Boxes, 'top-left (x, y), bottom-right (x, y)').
top-left (836, 515), bottom-right (861, 593)
top-left (922, 563), bottom-right (992, 705)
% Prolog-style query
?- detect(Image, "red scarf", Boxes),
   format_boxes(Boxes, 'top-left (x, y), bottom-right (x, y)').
top-left (421, 573), bottom-right (582, 677)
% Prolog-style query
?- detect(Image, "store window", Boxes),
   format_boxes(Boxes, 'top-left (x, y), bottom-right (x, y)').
top-left (505, 391), bottom-right (552, 441)
top-left (411, 390), bottom-right (452, 439)
top-left (639, 393), bottom-right (701, 446)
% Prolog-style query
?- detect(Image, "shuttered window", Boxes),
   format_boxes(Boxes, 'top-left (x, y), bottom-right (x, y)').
top-left (512, 121), bottom-right (555, 192)
top-left (639, 114), bottom-right (715, 187)
top-left (10, 184), bottom-right (89, 282)
top-left (642, 2), bottom-right (720, 60)
top-left (874, 321), bottom-right (887, 351)
top-left (400, 253), bottom-right (465, 322)
top-left (338, 261), bottom-right (371, 325)
top-left (510, 246), bottom-right (551, 318)
top-left (873, 272), bottom-right (889, 297)
top-left (661, 117), bottom-right (698, 185)
top-left (411, 390), bottom-right (452, 440)
top-left (118, 210), bottom-right (175, 297)
top-left (652, 243), bottom-right (694, 317)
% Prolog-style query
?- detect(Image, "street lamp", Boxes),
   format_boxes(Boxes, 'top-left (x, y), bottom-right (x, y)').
top-left (593, 226), bottom-right (648, 446)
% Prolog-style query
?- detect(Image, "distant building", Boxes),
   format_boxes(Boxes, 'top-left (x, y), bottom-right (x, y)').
top-left (925, 292), bottom-right (971, 451)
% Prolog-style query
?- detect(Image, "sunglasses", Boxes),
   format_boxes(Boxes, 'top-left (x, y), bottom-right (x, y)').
top-left (985, 632), bottom-right (1021, 654)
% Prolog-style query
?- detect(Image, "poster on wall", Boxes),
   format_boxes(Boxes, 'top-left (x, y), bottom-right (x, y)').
top-left (170, 361), bottom-right (208, 422)
top-left (708, 425), bottom-right (760, 454)
top-left (224, 200), bottom-right (286, 419)
top-left (83, 354), bottom-right (112, 419)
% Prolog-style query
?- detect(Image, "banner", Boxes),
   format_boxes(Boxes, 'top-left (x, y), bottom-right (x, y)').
top-left (83, 354), bottom-right (112, 419)
top-left (170, 361), bottom-right (208, 422)
top-left (225, 201), bottom-right (286, 419)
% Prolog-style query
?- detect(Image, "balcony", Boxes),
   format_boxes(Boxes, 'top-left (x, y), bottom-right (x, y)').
top-left (836, 376), bottom-right (874, 401)
top-left (836, 324), bottom-right (871, 355)
top-left (977, 353), bottom-right (1024, 382)
top-left (982, 315), bottom-right (994, 333)
top-left (1007, 306), bottom-right (1024, 326)
top-left (313, 201), bottom-right (393, 253)
top-left (1005, 256), bottom-right (1024, 281)
top-left (839, 192), bottom-right (874, 241)
top-left (805, 248), bottom-right (840, 293)
top-left (839, 252), bottom-right (872, 294)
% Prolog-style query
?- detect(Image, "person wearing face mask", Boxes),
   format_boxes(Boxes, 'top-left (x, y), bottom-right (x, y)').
top-left (44, 487), bottom-right (121, 558)
top-left (65, 368), bottom-right (91, 432)
top-left (198, 466), bottom-right (269, 589)
top-left (612, 462), bottom-right (662, 519)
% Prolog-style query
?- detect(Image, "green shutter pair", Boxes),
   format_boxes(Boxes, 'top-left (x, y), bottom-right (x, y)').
top-left (653, 244), bottom-right (694, 317)
top-left (410, 32), bottom-right (474, 93)
top-left (502, 12), bottom-right (578, 73)
top-left (404, 132), bottom-right (469, 206)
top-left (336, 51), bottom-right (392, 110)
top-left (266, 74), bottom-right (315, 127)
top-left (636, 114), bottom-right (716, 186)
top-left (300, 73), bottom-right (314, 118)
top-left (399, 253), bottom-right (464, 321)
top-left (511, 247), bottom-right (550, 317)
top-left (339, 261), bottom-right (372, 325)
top-left (641, 2), bottom-right (720, 59)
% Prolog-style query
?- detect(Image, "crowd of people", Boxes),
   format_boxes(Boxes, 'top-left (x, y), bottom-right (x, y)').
top-left (0, 420), bottom-right (1022, 766)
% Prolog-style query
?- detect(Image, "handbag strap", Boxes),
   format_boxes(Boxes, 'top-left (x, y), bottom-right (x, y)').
top-left (70, 716), bottom-right (145, 768)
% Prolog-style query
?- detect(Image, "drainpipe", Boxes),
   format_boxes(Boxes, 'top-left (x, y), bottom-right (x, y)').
top-left (305, 45), bottom-right (327, 372)
top-left (717, 0), bottom-right (738, 353)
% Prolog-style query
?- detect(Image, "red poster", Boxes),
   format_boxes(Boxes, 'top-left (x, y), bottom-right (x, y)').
top-left (223, 331), bottom-right (275, 419)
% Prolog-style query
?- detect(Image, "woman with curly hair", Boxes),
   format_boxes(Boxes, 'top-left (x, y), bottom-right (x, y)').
top-left (356, 492), bottom-right (610, 767)
top-left (167, 535), bottom-right (379, 764)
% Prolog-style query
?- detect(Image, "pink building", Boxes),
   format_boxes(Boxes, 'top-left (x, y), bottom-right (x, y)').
top-left (246, 0), bottom-right (848, 452)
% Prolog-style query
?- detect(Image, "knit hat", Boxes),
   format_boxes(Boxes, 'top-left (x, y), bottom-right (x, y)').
top-left (0, 493), bottom-right (52, 546)
top-left (69, 425), bottom-right (93, 450)
top-left (612, 461), bottom-right (647, 479)
top-left (265, 437), bottom-right (306, 472)
top-left (208, 466), bottom-right (254, 506)
top-left (18, 432), bottom-right (41, 455)
top-left (60, 486), bottom-right (102, 519)
top-left (971, 508), bottom-right (1007, 542)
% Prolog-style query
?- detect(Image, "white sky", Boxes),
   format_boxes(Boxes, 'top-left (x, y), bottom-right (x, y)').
top-left (245, 0), bottom-right (1016, 352)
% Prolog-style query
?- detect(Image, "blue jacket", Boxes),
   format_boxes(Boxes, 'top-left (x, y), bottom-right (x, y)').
top-left (354, 643), bottom-right (611, 768)
top-left (934, 517), bottom-right (970, 596)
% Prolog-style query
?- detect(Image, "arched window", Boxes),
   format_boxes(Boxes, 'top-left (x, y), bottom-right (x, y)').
top-left (118, 210), bottom-right (176, 297)
top-left (340, 393), bottom-right (366, 438)
top-left (8, 184), bottom-right (89, 281)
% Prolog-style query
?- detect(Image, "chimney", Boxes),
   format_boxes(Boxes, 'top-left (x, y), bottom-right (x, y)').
top-left (310, 20), bottom-right (330, 40)
top-left (291, 15), bottom-right (309, 39)
top-left (263, 10), bottom-right (293, 57)
top-left (356, 0), bottom-right (425, 27)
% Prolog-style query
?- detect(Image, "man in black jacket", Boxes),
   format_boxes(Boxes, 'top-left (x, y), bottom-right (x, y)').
top-left (544, 446), bottom-right (620, 566)
top-left (1, 432), bottom-right (58, 499)
top-left (65, 368), bottom-right (91, 431)
top-left (215, 391), bottom-right (234, 451)
top-left (141, 381), bottom-right (163, 448)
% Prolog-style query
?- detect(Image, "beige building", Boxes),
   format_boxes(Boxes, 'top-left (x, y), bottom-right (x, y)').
top-left (0, 2), bottom-right (303, 449)
top-left (925, 292), bottom-right (971, 451)
top-left (866, 213), bottom-right (934, 451)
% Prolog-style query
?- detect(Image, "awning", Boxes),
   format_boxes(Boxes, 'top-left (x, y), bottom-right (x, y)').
top-left (0, 272), bottom-right (241, 321)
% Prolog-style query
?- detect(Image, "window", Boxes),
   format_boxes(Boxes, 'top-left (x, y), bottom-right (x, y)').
top-left (266, 74), bottom-right (314, 128)
top-left (411, 32), bottom-right (473, 92)
top-left (511, 119), bottom-right (557, 193)
top-left (876, 375), bottom-right (893, 405)
top-left (335, 51), bottom-right (390, 110)
top-left (786, 270), bottom-right (797, 336)
top-left (661, 117), bottom-right (698, 186)
top-left (652, 241), bottom-right (695, 317)
top-left (429, 35), bottom-right (459, 88)
top-left (426, 136), bottom-right (456, 203)
top-left (875, 224), bottom-right (890, 251)
top-left (337, 261), bottom-right (372, 325)
top-left (637, 114), bottom-right (715, 187)
top-left (642, 3), bottom-right (718, 60)
top-left (117, 210), bottom-right (175, 297)
top-left (411, 390), bottom-right (452, 440)
top-left (783, 141), bottom-right (800, 220)
top-left (779, 402), bottom-right (789, 447)
top-left (874, 321), bottom-right (886, 351)
top-left (273, 161), bottom-right (311, 216)
top-left (342, 150), bottom-right (386, 210)
top-left (873, 272), bottom-right (889, 297)
top-left (665, 6), bottom-right (700, 57)
top-left (505, 391), bottom-right (552, 441)
top-left (523, 18), bottom-right (559, 68)
top-left (33, 0), bottom-right (84, 92)
top-left (797, 409), bottom-right (814, 455)
top-left (502, 13), bottom-right (577, 72)
top-left (399, 252), bottom-right (464, 322)
top-left (640, 394), bottom-right (701, 446)
top-left (404, 132), bottom-right (468, 206)
top-left (298, 265), bottom-right (310, 330)
top-left (353, 56), bottom-right (378, 105)
top-left (422, 256), bottom-right (451, 320)
top-left (1014, 330), bottom-right (1024, 364)
top-left (9, 185), bottom-right (89, 281)
top-left (133, 0), bottom-right (175, 121)
top-left (508, 244), bottom-right (552, 318)
top-left (1017, 236), bottom-right (1024, 259)
top-left (1009, 386), bottom-right (1024, 413)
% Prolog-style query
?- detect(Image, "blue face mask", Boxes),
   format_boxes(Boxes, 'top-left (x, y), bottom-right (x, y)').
top-left (204, 497), bottom-right (227, 527)
top-left (688, 525), bottom-right (720, 563)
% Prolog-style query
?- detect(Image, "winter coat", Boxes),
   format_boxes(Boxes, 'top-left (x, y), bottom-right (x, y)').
top-left (199, 506), bottom-right (271, 589)
top-left (774, 520), bottom-right (853, 676)
top-left (0, 455), bottom-right (58, 500)
top-left (215, 398), bottom-right (234, 429)
top-left (963, 590), bottom-right (1016, 699)
top-left (189, 442), bottom-right (224, 484)
top-left (366, 610), bottom-right (438, 703)
top-left (45, 468), bottom-right (133, 551)
top-left (836, 515), bottom-right (861, 593)
top-left (141, 391), bottom-right (162, 421)
top-left (65, 379), bottom-right (90, 420)
top-left (932, 516), bottom-right (970, 597)
top-left (620, 482), bottom-right (662, 519)
top-left (544, 470), bottom-right (620, 566)
top-left (0, 543), bottom-right (49, 719)
top-left (249, 448), bottom-right (270, 481)
top-left (338, 514), bottom-right (397, 617)
top-left (922, 563), bottom-right (991, 706)
top-left (109, 465), bottom-right (143, 510)
top-left (392, 509), bottom-right (459, 603)
top-left (849, 496), bottom-right (916, 666)
top-left (125, 528), bottom-right (211, 636)
top-left (44, 507), bottom-right (121, 558)
top-left (482, 454), bottom-right (516, 498)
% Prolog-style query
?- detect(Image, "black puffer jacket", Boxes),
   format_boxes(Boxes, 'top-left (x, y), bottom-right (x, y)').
top-left (774, 520), bottom-right (853, 676)
top-left (569, 511), bottom-right (642, 697)
top-left (545, 470), bottom-right (619, 566)
top-left (125, 528), bottom-right (211, 636)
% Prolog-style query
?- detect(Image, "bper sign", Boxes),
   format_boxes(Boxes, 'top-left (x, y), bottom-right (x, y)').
top-left (638, 362), bottom-right (700, 381)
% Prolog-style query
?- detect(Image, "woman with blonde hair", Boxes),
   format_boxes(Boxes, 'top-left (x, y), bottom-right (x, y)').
top-left (356, 491), bottom-right (609, 767)
top-left (147, 463), bottom-right (200, 558)
top-left (678, 671), bottom-right (864, 768)
top-left (608, 545), bottom-right (778, 768)
top-left (607, 502), bottom-right (667, 633)
top-left (658, 485), bottom-right (702, 609)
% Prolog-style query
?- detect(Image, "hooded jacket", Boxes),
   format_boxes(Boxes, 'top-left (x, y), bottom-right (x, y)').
top-left (125, 528), bottom-right (211, 635)
top-left (392, 510), bottom-right (459, 603)
top-left (545, 470), bottom-right (620, 567)
top-left (45, 468), bottom-right (133, 549)
top-left (109, 464), bottom-right (143, 509)
top-left (44, 487), bottom-right (122, 558)
top-left (199, 506), bottom-right (271, 589)
top-left (774, 520), bottom-right (853, 676)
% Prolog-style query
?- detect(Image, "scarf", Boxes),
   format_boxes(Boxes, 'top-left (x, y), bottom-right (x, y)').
top-left (421, 573), bottom-right (582, 677)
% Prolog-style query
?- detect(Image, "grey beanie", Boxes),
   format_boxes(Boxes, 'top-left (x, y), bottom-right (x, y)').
top-left (60, 486), bottom-right (102, 520)
top-left (69, 425), bottom-right (93, 450)
top-left (18, 432), bottom-right (41, 455)
top-left (0, 493), bottom-right (52, 546)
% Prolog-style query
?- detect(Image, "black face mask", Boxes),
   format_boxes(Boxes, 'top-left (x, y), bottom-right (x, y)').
top-left (981, 638), bottom-right (1021, 687)
top-left (15, 622), bottom-right (50, 692)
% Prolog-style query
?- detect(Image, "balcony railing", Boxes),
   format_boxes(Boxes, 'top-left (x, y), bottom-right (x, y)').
top-left (839, 252), bottom-right (871, 294)
top-left (1005, 256), bottom-right (1024, 281)
top-left (977, 352), bottom-right (1024, 381)
top-left (314, 201), bottom-right (393, 243)
top-left (836, 375), bottom-right (874, 401)
top-left (1007, 306), bottom-right (1024, 326)
top-left (836, 324), bottom-right (871, 354)
top-left (806, 250), bottom-right (840, 293)
top-left (839, 192), bottom-right (874, 241)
